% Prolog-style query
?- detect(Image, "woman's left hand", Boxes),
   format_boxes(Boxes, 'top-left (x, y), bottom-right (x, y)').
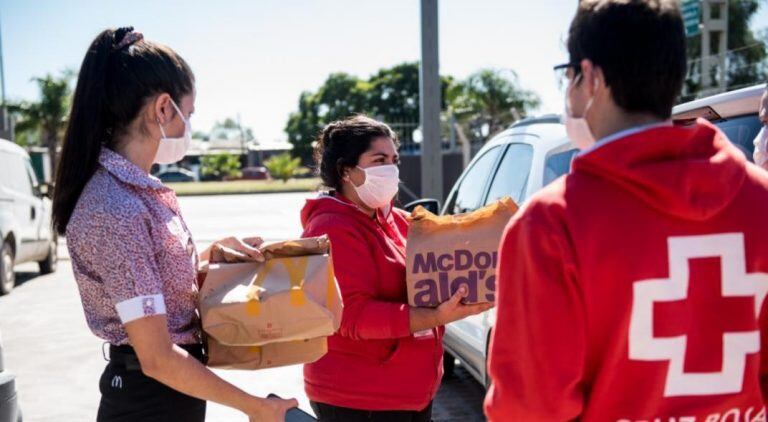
top-left (206, 236), bottom-right (265, 263)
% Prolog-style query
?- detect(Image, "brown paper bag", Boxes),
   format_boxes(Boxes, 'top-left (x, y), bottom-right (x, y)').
top-left (199, 236), bottom-right (342, 346)
top-left (206, 335), bottom-right (328, 370)
top-left (406, 197), bottom-right (518, 307)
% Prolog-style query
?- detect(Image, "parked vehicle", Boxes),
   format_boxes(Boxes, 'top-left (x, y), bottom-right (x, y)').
top-left (0, 139), bottom-right (57, 295)
top-left (0, 331), bottom-right (21, 422)
top-left (406, 83), bottom-right (766, 388)
top-left (241, 166), bottom-right (271, 180)
top-left (157, 167), bottom-right (196, 183)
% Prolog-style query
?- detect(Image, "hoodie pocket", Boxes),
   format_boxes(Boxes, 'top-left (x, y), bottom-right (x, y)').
top-left (380, 339), bottom-right (402, 365)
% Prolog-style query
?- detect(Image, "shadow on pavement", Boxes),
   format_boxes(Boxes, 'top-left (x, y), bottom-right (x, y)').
top-left (14, 271), bottom-right (42, 288)
top-left (433, 361), bottom-right (487, 421)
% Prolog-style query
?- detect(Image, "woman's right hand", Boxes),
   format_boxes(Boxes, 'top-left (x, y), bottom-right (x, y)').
top-left (435, 286), bottom-right (494, 325)
top-left (246, 396), bottom-right (299, 422)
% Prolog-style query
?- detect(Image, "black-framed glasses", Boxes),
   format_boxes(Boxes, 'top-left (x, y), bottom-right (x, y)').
top-left (553, 62), bottom-right (582, 92)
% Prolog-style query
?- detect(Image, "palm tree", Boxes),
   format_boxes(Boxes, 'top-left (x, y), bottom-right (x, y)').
top-left (447, 69), bottom-right (540, 140)
top-left (8, 71), bottom-right (72, 176)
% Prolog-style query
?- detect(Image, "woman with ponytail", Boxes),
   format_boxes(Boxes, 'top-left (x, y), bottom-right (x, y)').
top-left (54, 27), bottom-right (297, 421)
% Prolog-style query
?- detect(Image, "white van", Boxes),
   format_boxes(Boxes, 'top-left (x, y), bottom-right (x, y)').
top-left (0, 139), bottom-right (57, 295)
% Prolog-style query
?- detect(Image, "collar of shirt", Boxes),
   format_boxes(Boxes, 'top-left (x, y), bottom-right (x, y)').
top-left (98, 148), bottom-right (181, 213)
top-left (324, 191), bottom-right (394, 223)
top-left (99, 148), bottom-right (168, 191)
top-left (577, 120), bottom-right (674, 157)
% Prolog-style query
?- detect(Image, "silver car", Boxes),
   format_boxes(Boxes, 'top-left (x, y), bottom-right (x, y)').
top-left (434, 83), bottom-right (766, 388)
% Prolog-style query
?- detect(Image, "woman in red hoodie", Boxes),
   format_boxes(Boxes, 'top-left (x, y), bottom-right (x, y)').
top-left (301, 116), bottom-right (491, 421)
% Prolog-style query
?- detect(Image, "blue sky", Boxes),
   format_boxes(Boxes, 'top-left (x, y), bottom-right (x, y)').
top-left (1, 0), bottom-right (766, 142)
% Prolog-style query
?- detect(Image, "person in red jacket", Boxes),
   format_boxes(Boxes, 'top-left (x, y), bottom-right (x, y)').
top-left (485, 1), bottom-right (768, 421)
top-left (301, 115), bottom-right (491, 421)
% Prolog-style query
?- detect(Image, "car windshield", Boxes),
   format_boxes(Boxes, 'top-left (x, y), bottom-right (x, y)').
top-left (712, 114), bottom-right (761, 162)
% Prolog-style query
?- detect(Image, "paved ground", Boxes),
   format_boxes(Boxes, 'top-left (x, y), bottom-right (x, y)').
top-left (0, 192), bottom-right (485, 421)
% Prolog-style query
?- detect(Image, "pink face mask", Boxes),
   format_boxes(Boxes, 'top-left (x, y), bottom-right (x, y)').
top-left (351, 164), bottom-right (400, 209)
top-left (155, 99), bottom-right (192, 165)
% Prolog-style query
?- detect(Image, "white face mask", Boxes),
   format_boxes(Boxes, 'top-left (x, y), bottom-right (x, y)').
top-left (351, 164), bottom-right (400, 210)
top-left (563, 74), bottom-right (597, 150)
top-left (753, 125), bottom-right (768, 169)
top-left (155, 99), bottom-right (192, 165)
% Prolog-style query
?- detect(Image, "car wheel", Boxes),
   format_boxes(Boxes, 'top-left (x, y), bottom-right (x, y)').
top-left (38, 236), bottom-right (58, 275)
top-left (443, 352), bottom-right (456, 377)
top-left (0, 241), bottom-right (15, 295)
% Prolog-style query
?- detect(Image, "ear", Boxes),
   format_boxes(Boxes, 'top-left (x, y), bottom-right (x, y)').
top-left (579, 59), bottom-right (600, 96)
top-left (153, 93), bottom-right (174, 125)
top-left (337, 161), bottom-right (352, 183)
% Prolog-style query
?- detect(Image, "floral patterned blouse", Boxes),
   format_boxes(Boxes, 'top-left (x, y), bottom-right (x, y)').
top-left (66, 148), bottom-right (201, 346)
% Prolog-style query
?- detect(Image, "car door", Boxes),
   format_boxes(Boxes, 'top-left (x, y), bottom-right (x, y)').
top-left (2, 152), bottom-right (42, 262)
top-left (23, 157), bottom-right (49, 258)
top-left (448, 142), bottom-right (537, 364)
top-left (441, 143), bottom-right (505, 376)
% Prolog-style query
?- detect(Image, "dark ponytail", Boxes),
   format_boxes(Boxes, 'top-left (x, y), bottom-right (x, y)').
top-left (52, 27), bottom-right (194, 235)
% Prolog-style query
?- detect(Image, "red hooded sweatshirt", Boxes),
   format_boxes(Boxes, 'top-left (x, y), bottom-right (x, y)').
top-left (485, 119), bottom-right (768, 422)
top-left (300, 193), bottom-right (443, 411)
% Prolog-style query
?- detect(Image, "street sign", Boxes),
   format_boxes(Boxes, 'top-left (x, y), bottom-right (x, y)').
top-left (682, 0), bottom-right (701, 37)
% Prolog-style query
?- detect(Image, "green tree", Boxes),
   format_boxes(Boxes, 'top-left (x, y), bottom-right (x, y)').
top-left (285, 64), bottom-right (454, 163)
top-left (264, 152), bottom-right (304, 183)
top-left (200, 153), bottom-right (242, 180)
top-left (447, 69), bottom-right (540, 140)
top-left (8, 71), bottom-right (73, 174)
top-left (285, 73), bottom-right (368, 162)
top-left (684, 0), bottom-right (767, 99)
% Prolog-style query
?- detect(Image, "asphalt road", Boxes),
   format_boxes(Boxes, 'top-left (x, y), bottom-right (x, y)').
top-left (0, 192), bottom-right (485, 421)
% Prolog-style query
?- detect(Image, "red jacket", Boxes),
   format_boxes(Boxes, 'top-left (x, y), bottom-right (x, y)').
top-left (301, 193), bottom-right (443, 411)
top-left (485, 120), bottom-right (768, 421)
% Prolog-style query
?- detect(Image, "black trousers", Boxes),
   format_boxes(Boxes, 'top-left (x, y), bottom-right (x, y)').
top-left (310, 401), bottom-right (433, 422)
top-left (96, 344), bottom-right (206, 422)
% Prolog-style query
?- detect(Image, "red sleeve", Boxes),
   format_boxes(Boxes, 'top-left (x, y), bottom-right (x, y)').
top-left (484, 208), bottom-right (587, 421)
top-left (303, 216), bottom-right (411, 341)
top-left (760, 290), bottom-right (768, 403)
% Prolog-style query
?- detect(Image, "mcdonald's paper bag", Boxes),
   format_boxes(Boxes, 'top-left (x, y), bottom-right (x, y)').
top-left (199, 236), bottom-right (342, 346)
top-left (206, 336), bottom-right (328, 370)
top-left (406, 197), bottom-right (518, 307)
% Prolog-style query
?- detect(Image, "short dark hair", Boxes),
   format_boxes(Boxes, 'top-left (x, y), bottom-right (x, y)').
top-left (567, 0), bottom-right (687, 119)
top-left (53, 27), bottom-right (194, 235)
top-left (314, 115), bottom-right (399, 191)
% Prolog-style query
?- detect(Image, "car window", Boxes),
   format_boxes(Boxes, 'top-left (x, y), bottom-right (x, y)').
top-left (543, 149), bottom-right (578, 186)
top-left (448, 145), bottom-right (503, 214)
top-left (713, 115), bottom-right (761, 162)
top-left (24, 159), bottom-right (39, 189)
top-left (4, 152), bottom-right (34, 196)
top-left (485, 144), bottom-right (534, 206)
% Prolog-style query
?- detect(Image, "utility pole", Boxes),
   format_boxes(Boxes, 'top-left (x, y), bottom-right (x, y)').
top-left (0, 12), bottom-right (11, 142)
top-left (419, 0), bottom-right (443, 201)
